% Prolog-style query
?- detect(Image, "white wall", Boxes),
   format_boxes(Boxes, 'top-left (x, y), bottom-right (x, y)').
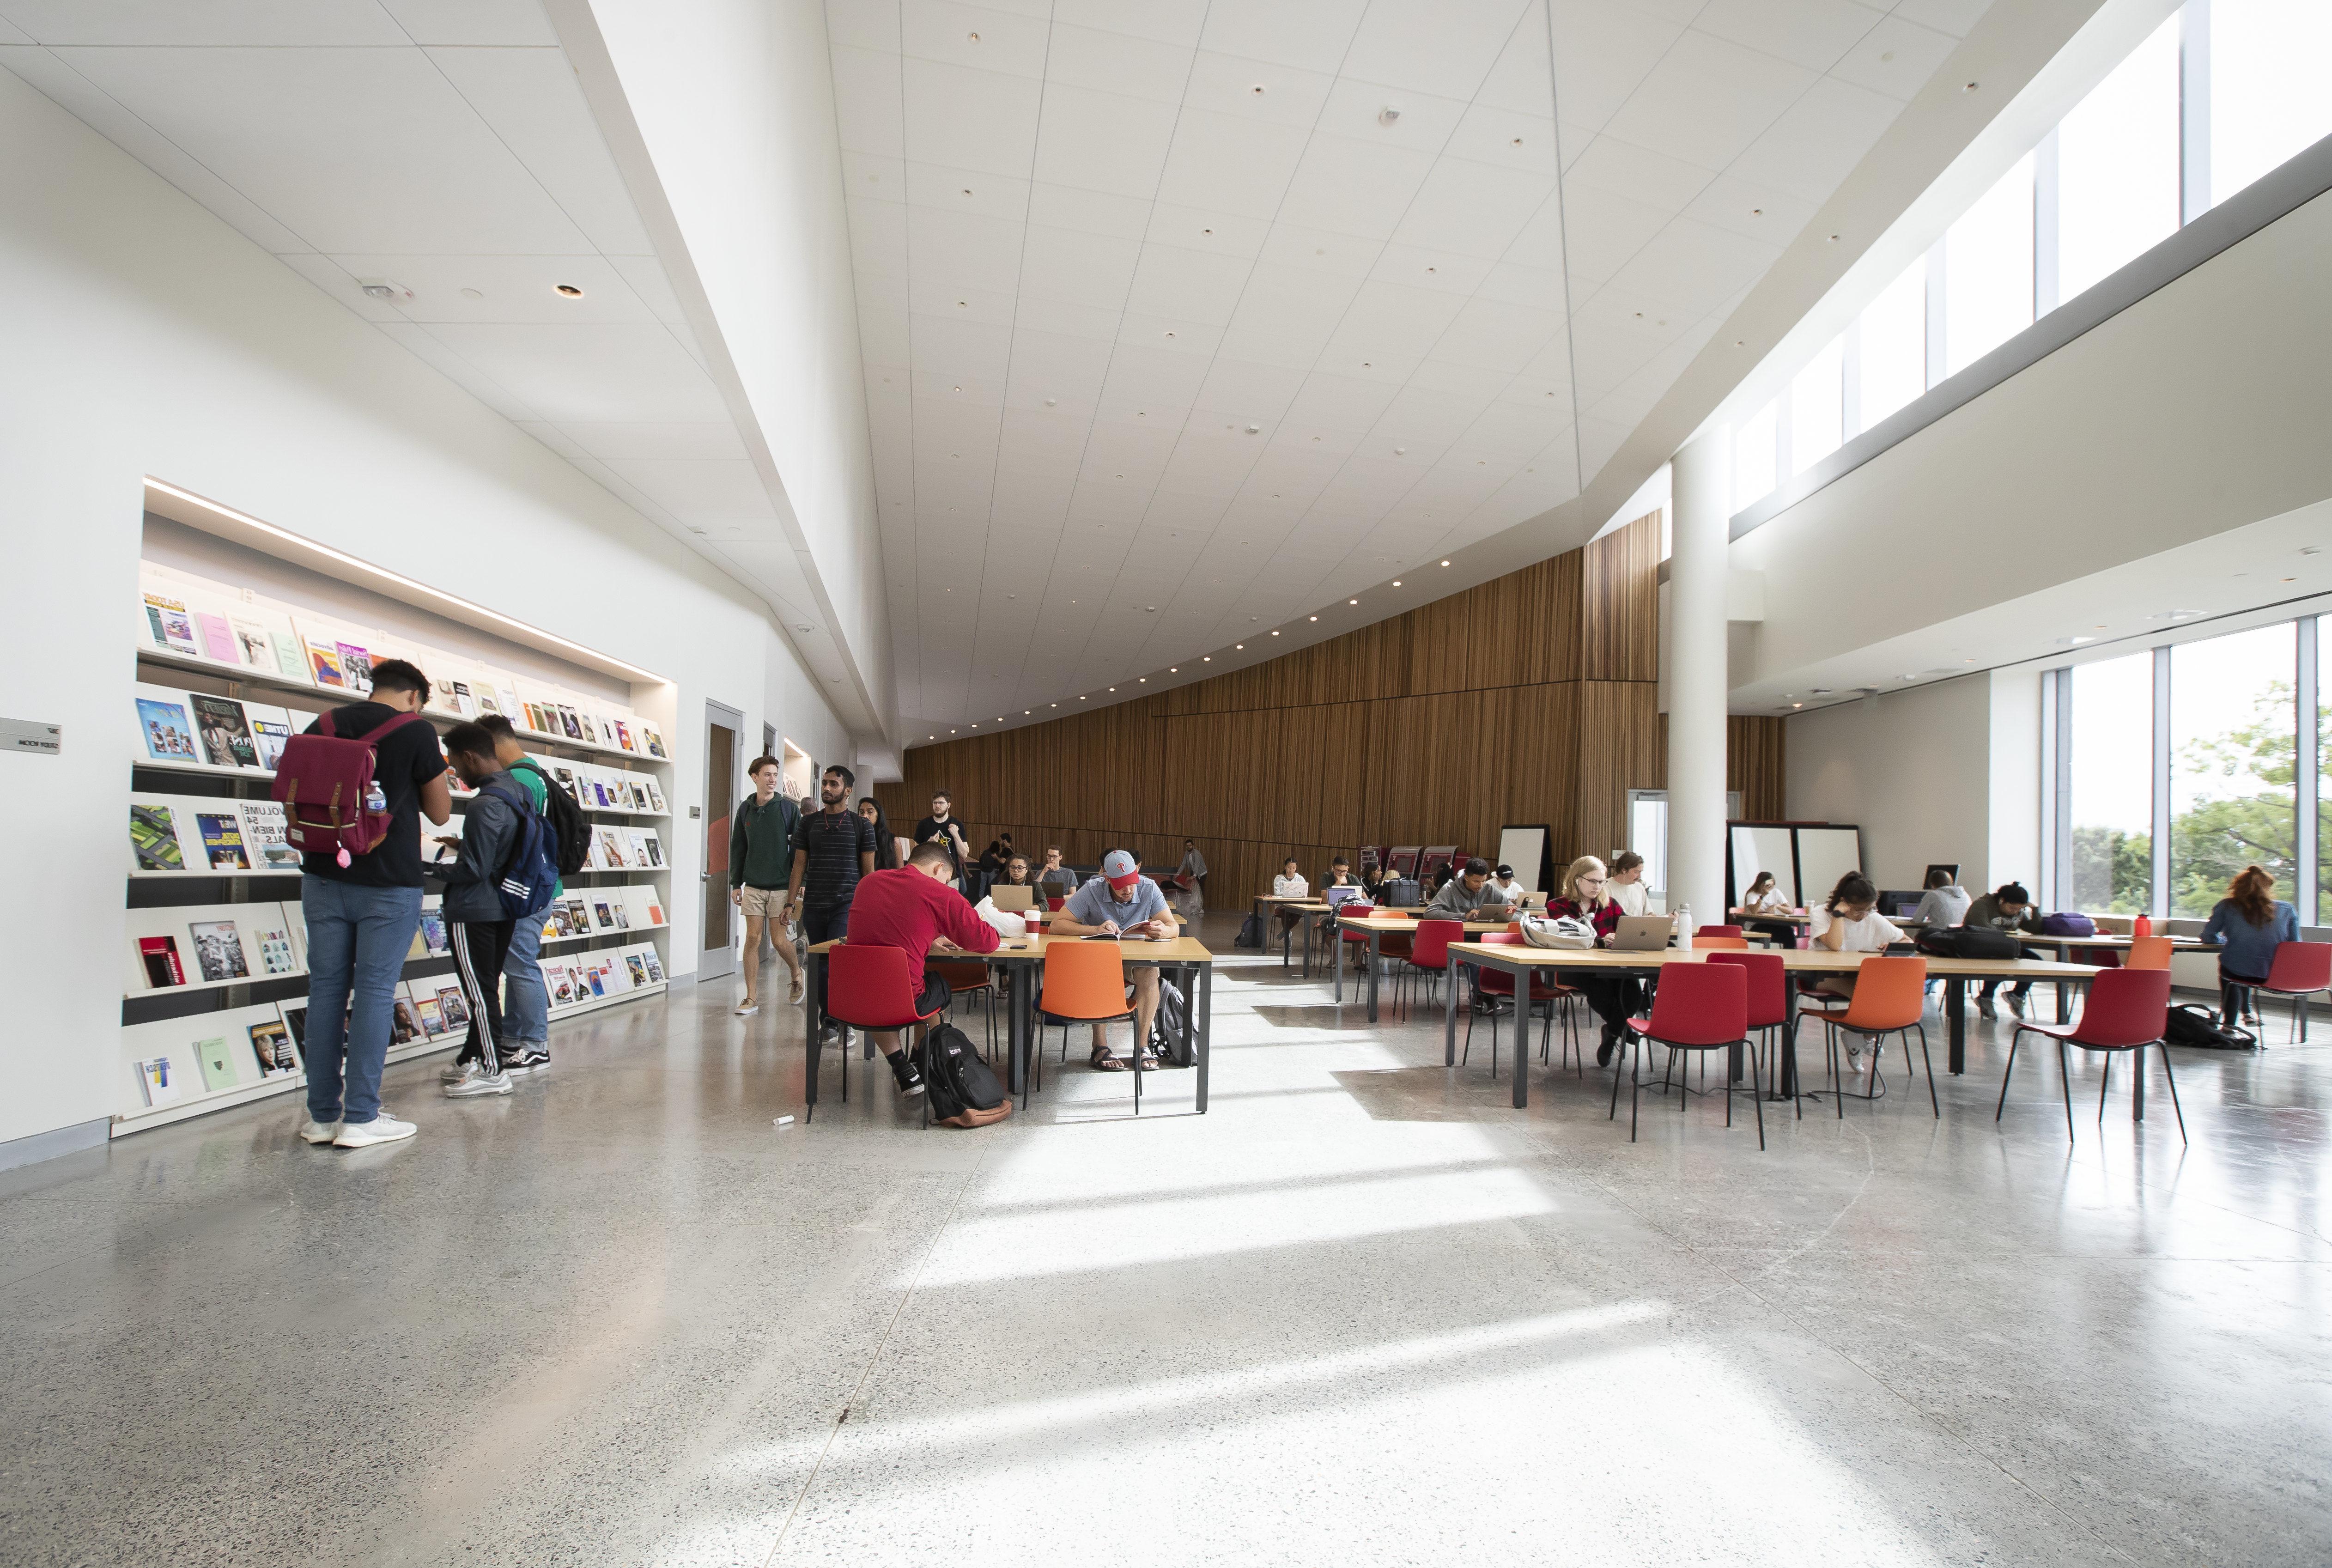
top-left (0, 70), bottom-right (850, 1154)
top-left (1785, 673), bottom-right (2044, 898)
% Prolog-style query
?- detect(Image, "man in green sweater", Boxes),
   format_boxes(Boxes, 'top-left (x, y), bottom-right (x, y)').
top-left (730, 756), bottom-right (803, 1015)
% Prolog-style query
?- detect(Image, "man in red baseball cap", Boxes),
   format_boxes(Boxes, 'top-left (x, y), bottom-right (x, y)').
top-left (1049, 848), bottom-right (1177, 1072)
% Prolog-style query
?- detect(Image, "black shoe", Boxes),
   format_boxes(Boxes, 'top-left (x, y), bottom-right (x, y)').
top-left (1595, 1025), bottom-right (1617, 1068)
top-left (887, 1050), bottom-right (925, 1097)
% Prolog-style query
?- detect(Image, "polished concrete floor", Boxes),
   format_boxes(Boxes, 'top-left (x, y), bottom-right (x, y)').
top-left (6, 917), bottom-right (2329, 1566)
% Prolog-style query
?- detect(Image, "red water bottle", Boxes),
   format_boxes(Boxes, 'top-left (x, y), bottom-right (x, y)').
top-left (2133, 912), bottom-right (2152, 938)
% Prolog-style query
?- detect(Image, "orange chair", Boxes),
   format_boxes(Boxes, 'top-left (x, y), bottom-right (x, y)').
top-left (1693, 935), bottom-right (1750, 950)
top-left (1798, 955), bottom-right (1936, 1118)
top-left (1465, 932), bottom-right (1579, 1074)
top-left (1035, 940), bottom-right (1148, 1111)
top-left (2125, 936), bottom-right (2173, 970)
top-left (820, 945), bottom-right (946, 1113)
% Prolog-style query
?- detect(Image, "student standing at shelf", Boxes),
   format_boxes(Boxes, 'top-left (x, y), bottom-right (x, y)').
top-left (292, 658), bottom-right (449, 1150)
top-left (1051, 849), bottom-right (1177, 1072)
top-left (731, 756), bottom-right (803, 1015)
top-left (474, 715), bottom-right (553, 1075)
top-left (789, 764), bottom-right (880, 1036)
top-left (430, 723), bottom-right (537, 1100)
top-left (1609, 851), bottom-right (1650, 916)
top-left (844, 842), bottom-right (1006, 1097)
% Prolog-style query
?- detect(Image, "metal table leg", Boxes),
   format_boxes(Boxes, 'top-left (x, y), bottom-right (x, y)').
top-left (1947, 977), bottom-right (1967, 1075)
top-left (1195, 963), bottom-right (1212, 1113)
top-left (1445, 951), bottom-right (1462, 1065)
top-left (1334, 923), bottom-right (1344, 1004)
top-left (805, 947), bottom-right (825, 1119)
top-left (1511, 965), bottom-right (1530, 1109)
top-left (1366, 930), bottom-right (1381, 1023)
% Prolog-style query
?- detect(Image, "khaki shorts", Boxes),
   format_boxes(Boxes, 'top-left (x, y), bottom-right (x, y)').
top-left (738, 885), bottom-right (791, 920)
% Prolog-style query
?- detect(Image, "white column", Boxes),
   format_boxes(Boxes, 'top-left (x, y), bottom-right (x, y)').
top-left (1668, 428), bottom-right (1731, 928)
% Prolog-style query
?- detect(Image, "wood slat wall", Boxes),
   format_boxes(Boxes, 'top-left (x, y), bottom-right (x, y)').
top-left (877, 514), bottom-right (1783, 903)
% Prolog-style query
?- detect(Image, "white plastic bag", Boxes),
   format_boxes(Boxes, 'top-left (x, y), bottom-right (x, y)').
top-left (973, 897), bottom-right (1026, 938)
top-left (1518, 913), bottom-right (1595, 950)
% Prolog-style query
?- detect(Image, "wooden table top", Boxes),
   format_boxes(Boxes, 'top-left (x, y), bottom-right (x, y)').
top-left (1336, 913), bottom-right (1513, 933)
top-left (1454, 944), bottom-right (2101, 979)
top-left (812, 933), bottom-right (1215, 964)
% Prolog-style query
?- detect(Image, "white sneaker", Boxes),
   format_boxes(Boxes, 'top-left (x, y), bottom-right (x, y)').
top-left (298, 1116), bottom-right (341, 1145)
top-left (442, 1062), bottom-right (514, 1098)
top-left (735, 1001), bottom-right (760, 1016)
top-left (788, 976), bottom-right (805, 1005)
top-left (438, 1059), bottom-right (471, 1085)
top-left (333, 1111), bottom-right (417, 1148)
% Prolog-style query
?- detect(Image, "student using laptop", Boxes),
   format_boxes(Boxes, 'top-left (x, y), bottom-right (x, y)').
top-left (1426, 857), bottom-right (1516, 919)
top-left (1272, 857), bottom-right (1309, 939)
top-left (1487, 863), bottom-right (1528, 907)
top-left (1036, 845), bottom-right (1079, 899)
top-left (1049, 849), bottom-right (1175, 1072)
top-left (1548, 855), bottom-right (1644, 1067)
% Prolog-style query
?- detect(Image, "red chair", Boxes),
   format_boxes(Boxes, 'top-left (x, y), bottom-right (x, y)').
top-left (1696, 924), bottom-right (1745, 939)
top-left (2259, 942), bottom-right (2331, 1043)
top-left (1397, 920), bottom-right (1462, 1019)
top-left (1465, 933), bottom-right (1579, 1074)
top-left (820, 945), bottom-right (944, 1113)
top-left (1798, 956), bottom-right (1936, 1118)
top-left (1045, 896), bottom-right (1066, 911)
top-left (1997, 966), bottom-right (2180, 1143)
top-left (1708, 951), bottom-right (1793, 1119)
top-left (1608, 962), bottom-right (1761, 1148)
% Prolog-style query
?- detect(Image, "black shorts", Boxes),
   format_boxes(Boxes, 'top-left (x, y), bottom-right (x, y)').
top-left (914, 972), bottom-right (953, 1018)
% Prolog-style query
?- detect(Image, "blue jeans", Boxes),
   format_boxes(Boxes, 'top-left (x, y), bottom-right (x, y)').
top-left (302, 876), bottom-right (423, 1126)
top-left (503, 912), bottom-right (548, 1046)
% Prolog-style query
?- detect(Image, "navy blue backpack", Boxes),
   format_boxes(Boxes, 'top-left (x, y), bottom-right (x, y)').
top-left (482, 774), bottom-right (560, 920)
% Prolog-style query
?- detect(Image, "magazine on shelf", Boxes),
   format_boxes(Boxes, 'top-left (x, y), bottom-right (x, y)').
top-left (623, 953), bottom-right (650, 988)
top-left (230, 614), bottom-right (277, 675)
top-left (135, 687), bottom-right (200, 763)
top-left (277, 1000), bottom-right (310, 1054)
top-left (143, 592), bottom-right (200, 656)
top-left (336, 641), bottom-right (375, 695)
top-left (304, 636), bottom-right (346, 688)
top-left (133, 1056), bottom-right (182, 1108)
top-left (416, 906), bottom-right (450, 957)
top-left (246, 909), bottom-right (298, 978)
top-left (137, 935), bottom-right (186, 988)
top-left (189, 694), bottom-right (259, 769)
top-left (548, 963), bottom-right (577, 1006)
top-left (629, 828), bottom-right (663, 869)
top-left (390, 996), bottom-right (422, 1045)
top-left (194, 1033), bottom-right (241, 1093)
top-left (194, 810), bottom-right (251, 871)
top-left (247, 1017), bottom-right (300, 1078)
top-left (194, 611), bottom-right (238, 665)
top-left (187, 919), bottom-right (250, 983)
top-left (129, 800), bottom-right (189, 871)
top-left (638, 944), bottom-right (666, 983)
top-left (236, 800), bottom-right (300, 871)
top-left (244, 704), bottom-right (295, 772)
top-left (434, 983), bottom-right (471, 1034)
top-left (413, 990), bottom-right (449, 1039)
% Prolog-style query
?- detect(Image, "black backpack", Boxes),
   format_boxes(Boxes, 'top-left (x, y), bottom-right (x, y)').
top-left (1150, 978), bottom-right (1191, 1066)
top-left (1916, 925), bottom-right (2022, 960)
top-left (2163, 1003), bottom-right (2259, 1051)
top-left (1233, 912), bottom-right (1264, 948)
top-left (918, 1022), bottom-right (1013, 1126)
top-left (1383, 876), bottom-right (1422, 908)
top-left (510, 758), bottom-right (589, 879)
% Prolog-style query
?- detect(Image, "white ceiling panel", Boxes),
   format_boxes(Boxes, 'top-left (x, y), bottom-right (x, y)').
top-left (827, 0), bottom-right (1987, 723)
top-left (425, 44), bottom-right (654, 254)
top-left (385, 0), bottom-right (558, 46)
top-left (0, 1), bottom-right (402, 46)
top-left (608, 459), bottom-right (780, 522)
top-left (424, 323), bottom-right (732, 423)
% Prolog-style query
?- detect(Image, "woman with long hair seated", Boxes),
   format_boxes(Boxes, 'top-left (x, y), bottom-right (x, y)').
top-left (2201, 863), bottom-right (2299, 1027)
top-left (1547, 855), bottom-right (1640, 1067)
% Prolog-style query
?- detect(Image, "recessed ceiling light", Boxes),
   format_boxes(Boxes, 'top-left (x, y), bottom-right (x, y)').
top-left (1349, 598), bottom-right (1359, 605)
top-left (1378, 105), bottom-right (1401, 126)
top-left (1045, 397), bottom-right (1057, 407)
top-left (1024, 709), bottom-right (1031, 714)
top-left (1392, 579), bottom-right (1402, 586)
top-left (1309, 615), bottom-right (1318, 621)
top-left (967, 30), bottom-right (979, 41)
top-left (555, 284), bottom-right (583, 297)
top-left (1751, 208), bottom-right (1762, 216)
top-left (1440, 559), bottom-right (1451, 566)
top-left (459, 286), bottom-right (482, 300)
top-left (1202, 656), bottom-right (1211, 662)
top-left (1109, 687), bottom-right (1116, 691)
top-left (1234, 644), bottom-right (1242, 650)
top-left (928, 735), bottom-right (934, 740)
top-left (1164, 330), bottom-right (1176, 339)
top-left (1792, 703), bottom-right (1802, 709)
top-left (2283, 575), bottom-right (2297, 582)
top-left (953, 386), bottom-right (961, 392)
top-left (956, 300), bottom-right (966, 308)
top-left (1170, 666), bottom-right (1178, 672)
top-left (1962, 80), bottom-right (1979, 91)
top-left (1245, 424), bottom-right (1260, 434)
top-left (949, 728), bottom-right (956, 734)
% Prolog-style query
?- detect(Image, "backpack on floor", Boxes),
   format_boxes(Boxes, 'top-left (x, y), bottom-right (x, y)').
top-left (919, 1021), bottom-right (1013, 1126)
top-left (1916, 925), bottom-right (2023, 960)
top-left (510, 758), bottom-right (589, 878)
top-left (271, 707), bottom-right (425, 865)
top-left (1233, 912), bottom-right (1265, 948)
top-left (1150, 978), bottom-right (1191, 1066)
top-left (2163, 1003), bottom-right (2259, 1051)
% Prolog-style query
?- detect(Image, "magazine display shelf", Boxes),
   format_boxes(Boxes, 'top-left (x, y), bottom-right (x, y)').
top-left (124, 547), bottom-right (677, 1136)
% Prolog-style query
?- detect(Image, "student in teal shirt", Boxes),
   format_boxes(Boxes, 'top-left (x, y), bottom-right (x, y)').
top-left (479, 716), bottom-right (555, 1072)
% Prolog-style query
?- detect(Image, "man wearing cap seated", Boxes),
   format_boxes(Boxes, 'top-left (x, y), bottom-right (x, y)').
top-left (1048, 847), bottom-right (1177, 1072)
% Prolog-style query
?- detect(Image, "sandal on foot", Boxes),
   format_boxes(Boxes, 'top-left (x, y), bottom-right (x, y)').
top-left (1088, 1046), bottom-right (1130, 1072)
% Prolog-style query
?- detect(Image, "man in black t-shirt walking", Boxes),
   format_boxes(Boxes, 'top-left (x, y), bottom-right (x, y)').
top-left (787, 765), bottom-right (878, 1039)
top-left (293, 659), bottom-right (451, 1149)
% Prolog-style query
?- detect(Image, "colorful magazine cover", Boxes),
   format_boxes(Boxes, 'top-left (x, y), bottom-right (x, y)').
top-left (144, 593), bottom-right (200, 655)
top-left (194, 1034), bottom-right (240, 1093)
top-left (190, 695), bottom-right (258, 769)
top-left (194, 612), bottom-right (238, 665)
top-left (138, 696), bottom-right (199, 762)
top-left (236, 801), bottom-right (300, 870)
top-left (640, 947), bottom-right (666, 983)
top-left (247, 1019), bottom-right (300, 1078)
top-left (336, 642), bottom-right (375, 695)
top-left (138, 935), bottom-right (186, 988)
top-left (247, 913), bottom-right (297, 977)
top-left (187, 920), bottom-right (249, 983)
top-left (306, 640), bottom-right (345, 687)
top-left (195, 812), bottom-right (250, 871)
top-left (129, 802), bottom-right (186, 871)
top-left (247, 711), bottom-right (293, 772)
top-left (134, 1056), bottom-right (182, 1108)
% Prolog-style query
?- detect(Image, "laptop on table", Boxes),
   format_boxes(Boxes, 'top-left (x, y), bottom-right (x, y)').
top-left (1612, 915), bottom-right (1676, 952)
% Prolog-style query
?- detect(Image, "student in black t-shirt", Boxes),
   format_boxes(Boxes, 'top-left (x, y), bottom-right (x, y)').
top-left (786, 764), bottom-right (879, 950)
top-left (293, 658), bottom-right (452, 1150)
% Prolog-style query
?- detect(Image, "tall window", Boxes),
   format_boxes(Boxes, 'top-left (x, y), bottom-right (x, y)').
top-left (2320, 615), bottom-right (2331, 924)
top-left (1858, 261), bottom-right (1926, 429)
top-left (2058, 14), bottom-right (2180, 300)
top-left (1790, 336), bottom-right (1844, 475)
top-left (2169, 622), bottom-right (2296, 916)
top-left (2211, 0), bottom-right (2332, 207)
top-left (1945, 154), bottom-right (2035, 375)
top-left (2070, 654), bottom-right (2154, 913)
top-left (1733, 401), bottom-right (1777, 511)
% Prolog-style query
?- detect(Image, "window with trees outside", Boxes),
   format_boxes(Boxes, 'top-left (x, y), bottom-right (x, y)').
top-left (2069, 653), bottom-right (2152, 913)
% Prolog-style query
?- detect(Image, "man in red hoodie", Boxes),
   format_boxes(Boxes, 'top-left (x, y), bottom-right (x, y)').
top-left (844, 841), bottom-right (1003, 1096)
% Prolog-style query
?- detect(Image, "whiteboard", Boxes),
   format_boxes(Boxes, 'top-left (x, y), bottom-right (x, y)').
top-left (1794, 827), bottom-right (1864, 907)
top-left (1497, 826), bottom-right (1549, 893)
top-left (1729, 826), bottom-right (1797, 908)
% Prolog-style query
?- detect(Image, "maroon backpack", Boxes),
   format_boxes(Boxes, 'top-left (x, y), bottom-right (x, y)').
top-left (270, 707), bottom-right (425, 867)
